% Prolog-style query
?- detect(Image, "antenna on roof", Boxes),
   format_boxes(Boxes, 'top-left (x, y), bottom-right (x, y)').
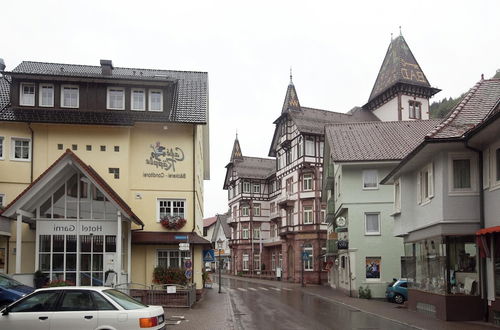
top-left (290, 67), bottom-right (293, 85)
top-left (236, 130), bottom-right (238, 140)
top-left (399, 26), bottom-right (402, 36)
top-left (391, 33), bottom-right (393, 41)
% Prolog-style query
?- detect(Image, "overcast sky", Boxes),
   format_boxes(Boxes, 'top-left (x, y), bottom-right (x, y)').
top-left (2, 0), bottom-right (499, 218)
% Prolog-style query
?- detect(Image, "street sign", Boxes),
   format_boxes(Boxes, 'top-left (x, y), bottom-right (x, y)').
top-left (185, 269), bottom-right (192, 279)
top-left (175, 235), bottom-right (188, 240)
top-left (301, 251), bottom-right (310, 261)
top-left (184, 260), bottom-right (192, 269)
top-left (203, 249), bottom-right (215, 262)
top-left (179, 243), bottom-right (190, 251)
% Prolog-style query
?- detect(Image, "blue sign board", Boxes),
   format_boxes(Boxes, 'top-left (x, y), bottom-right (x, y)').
top-left (301, 251), bottom-right (310, 261)
top-left (185, 270), bottom-right (192, 279)
top-left (175, 235), bottom-right (188, 240)
top-left (184, 260), bottom-right (192, 269)
top-left (203, 249), bottom-right (215, 262)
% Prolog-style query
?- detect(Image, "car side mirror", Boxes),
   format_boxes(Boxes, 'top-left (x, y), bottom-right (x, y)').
top-left (2, 307), bottom-right (10, 316)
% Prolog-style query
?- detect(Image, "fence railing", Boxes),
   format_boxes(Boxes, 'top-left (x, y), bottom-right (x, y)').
top-left (114, 282), bottom-right (197, 308)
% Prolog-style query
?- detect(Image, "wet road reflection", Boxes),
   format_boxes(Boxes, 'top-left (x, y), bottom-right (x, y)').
top-left (221, 277), bottom-right (412, 330)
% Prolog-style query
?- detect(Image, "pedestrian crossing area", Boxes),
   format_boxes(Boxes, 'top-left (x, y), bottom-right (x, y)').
top-left (228, 286), bottom-right (294, 293)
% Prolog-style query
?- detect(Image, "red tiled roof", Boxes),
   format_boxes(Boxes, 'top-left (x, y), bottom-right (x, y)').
top-left (0, 149), bottom-right (144, 226)
top-left (325, 120), bottom-right (440, 162)
top-left (203, 216), bottom-right (217, 228)
top-left (427, 79), bottom-right (500, 139)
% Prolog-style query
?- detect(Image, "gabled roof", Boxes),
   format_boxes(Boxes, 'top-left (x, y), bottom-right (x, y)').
top-left (232, 156), bottom-right (275, 180)
top-left (325, 120), bottom-right (440, 162)
top-left (203, 216), bottom-right (217, 228)
top-left (426, 78), bottom-right (500, 139)
top-left (211, 213), bottom-right (231, 241)
top-left (368, 35), bottom-right (436, 102)
top-left (0, 149), bottom-right (144, 226)
top-left (1, 61), bottom-right (208, 124)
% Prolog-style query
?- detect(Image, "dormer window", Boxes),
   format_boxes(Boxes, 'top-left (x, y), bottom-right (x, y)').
top-left (61, 85), bottom-right (79, 108)
top-left (20, 83), bottom-right (35, 106)
top-left (131, 88), bottom-right (145, 111)
top-left (409, 100), bottom-right (422, 119)
top-left (107, 87), bottom-right (125, 110)
top-left (39, 84), bottom-right (54, 107)
top-left (149, 89), bottom-right (163, 112)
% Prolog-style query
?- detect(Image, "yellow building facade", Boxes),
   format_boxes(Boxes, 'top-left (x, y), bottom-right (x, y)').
top-left (0, 60), bottom-right (210, 291)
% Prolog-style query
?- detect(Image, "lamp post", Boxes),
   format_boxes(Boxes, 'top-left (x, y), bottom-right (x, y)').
top-left (217, 238), bottom-right (223, 294)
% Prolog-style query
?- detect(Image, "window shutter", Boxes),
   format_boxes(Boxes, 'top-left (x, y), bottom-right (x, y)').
top-left (428, 163), bottom-right (434, 198)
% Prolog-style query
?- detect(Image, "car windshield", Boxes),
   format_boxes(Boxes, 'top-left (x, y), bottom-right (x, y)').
top-left (102, 289), bottom-right (148, 310)
top-left (0, 274), bottom-right (24, 289)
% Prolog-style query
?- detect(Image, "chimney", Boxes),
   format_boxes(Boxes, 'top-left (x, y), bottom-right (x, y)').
top-left (100, 59), bottom-right (113, 76)
top-left (0, 58), bottom-right (5, 72)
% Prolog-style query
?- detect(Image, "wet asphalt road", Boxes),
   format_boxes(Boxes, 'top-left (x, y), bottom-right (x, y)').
top-left (223, 277), bottom-right (412, 330)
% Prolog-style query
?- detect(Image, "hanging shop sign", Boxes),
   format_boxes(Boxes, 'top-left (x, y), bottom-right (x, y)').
top-left (144, 141), bottom-right (186, 179)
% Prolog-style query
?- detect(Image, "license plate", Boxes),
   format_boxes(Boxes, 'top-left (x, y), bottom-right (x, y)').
top-left (158, 314), bottom-right (165, 324)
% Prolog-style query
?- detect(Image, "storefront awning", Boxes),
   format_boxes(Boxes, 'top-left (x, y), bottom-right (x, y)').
top-left (132, 231), bottom-right (211, 246)
top-left (476, 226), bottom-right (500, 236)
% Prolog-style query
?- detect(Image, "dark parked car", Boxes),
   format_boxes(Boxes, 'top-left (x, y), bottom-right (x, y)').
top-left (0, 274), bottom-right (35, 309)
top-left (385, 279), bottom-right (408, 304)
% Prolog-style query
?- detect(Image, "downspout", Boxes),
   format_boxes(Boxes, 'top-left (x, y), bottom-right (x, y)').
top-left (465, 141), bottom-right (487, 321)
top-left (28, 123), bottom-right (34, 182)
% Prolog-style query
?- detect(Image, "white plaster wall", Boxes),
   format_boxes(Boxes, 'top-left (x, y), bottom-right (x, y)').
top-left (372, 97), bottom-right (398, 122)
top-left (401, 95), bottom-right (430, 120)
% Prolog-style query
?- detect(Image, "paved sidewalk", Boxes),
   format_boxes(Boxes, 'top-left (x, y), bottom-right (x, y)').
top-left (223, 275), bottom-right (498, 330)
top-left (164, 285), bottom-right (234, 330)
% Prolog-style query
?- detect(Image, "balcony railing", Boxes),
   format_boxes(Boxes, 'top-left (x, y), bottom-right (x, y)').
top-left (279, 223), bottom-right (325, 235)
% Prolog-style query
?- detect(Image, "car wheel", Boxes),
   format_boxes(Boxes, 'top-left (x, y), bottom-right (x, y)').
top-left (394, 293), bottom-right (404, 304)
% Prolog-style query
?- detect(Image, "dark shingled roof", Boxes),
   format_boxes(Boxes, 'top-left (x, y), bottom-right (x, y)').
top-left (233, 156), bottom-right (275, 179)
top-left (427, 78), bottom-right (500, 139)
top-left (290, 106), bottom-right (379, 135)
top-left (1, 61), bottom-right (207, 124)
top-left (368, 36), bottom-right (434, 102)
top-left (219, 213), bottom-right (231, 238)
top-left (325, 120), bottom-right (440, 162)
top-left (0, 76), bottom-right (10, 110)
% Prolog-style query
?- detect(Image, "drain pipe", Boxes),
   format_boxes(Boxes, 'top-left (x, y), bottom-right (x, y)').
top-left (465, 141), bottom-right (487, 321)
top-left (28, 123), bottom-right (34, 183)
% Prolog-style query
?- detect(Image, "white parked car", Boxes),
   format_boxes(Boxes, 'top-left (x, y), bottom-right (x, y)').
top-left (0, 286), bottom-right (165, 330)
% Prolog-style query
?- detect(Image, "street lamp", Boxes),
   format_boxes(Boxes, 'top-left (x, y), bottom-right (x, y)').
top-left (217, 238), bottom-right (223, 294)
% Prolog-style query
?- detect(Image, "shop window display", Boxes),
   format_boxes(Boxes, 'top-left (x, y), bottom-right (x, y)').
top-left (406, 236), bottom-right (478, 296)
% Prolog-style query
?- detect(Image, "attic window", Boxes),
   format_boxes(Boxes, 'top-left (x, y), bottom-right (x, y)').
top-left (107, 87), bottom-right (125, 110)
top-left (20, 83), bottom-right (35, 106)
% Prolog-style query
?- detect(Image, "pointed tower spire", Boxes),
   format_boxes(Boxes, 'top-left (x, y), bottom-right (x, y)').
top-left (230, 133), bottom-right (243, 163)
top-left (282, 69), bottom-right (301, 113)
top-left (366, 34), bottom-right (439, 103)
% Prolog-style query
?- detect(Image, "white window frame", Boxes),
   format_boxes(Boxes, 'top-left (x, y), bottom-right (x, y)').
top-left (252, 183), bottom-right (261, 194)
top-left (253, 203), bottom-right (261, 216)
top-left (148, 89), bottom-right (163, 112)
top-left (448, 152), bottom-right (477, 195)
top-left (303, 173), bottom-right (313, 191)
top-left (305, 137), bottom-right (315, 156)
top-left (106, 87), bottom-right (125, 110)
top-left (242, 254), bottom-right (249, 270)
top-left (0, 194), bottom-right (4, 207)
top-left (156, 198), bottom-right (186, 222)
top-left (242, 228), bottom-right (249, 239)
top-left (0, 136), bottom-right (4, 160)
top-left (20, 82), bottom-right (35, 106)
top-left (131, 88), bottom-right (146, 111)
top-left (61, 85), bottom-right (79, 108)
top-left (417, 162), bottom-right (434, 204)
top-left (10, 137), bottom-right (31, 161)
top-left (303, 206), bottom-right (313, 224)
top-left (409, 100), bottom-right (422, 120)
top-left (242, 181), bottom-right (251, 193)
top-left (362, 169), bottom-right (379, 190)
top-left (156, 249), bottom-right (190, 268)
top-left (39, 83), bottom-right (54, 107)
top-left (241, 206), bottom-right (249, 216)
top-left (364, 212), bottom-right (381, 236)
top-left (304, 244), bottom-right (313, 271)
top-left (253, 228), bottom-right (260, 239)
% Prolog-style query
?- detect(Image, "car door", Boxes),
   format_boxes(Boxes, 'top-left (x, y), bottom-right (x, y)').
top-left (0, 290), bottom-right (60, 330)
top-left (50, 290), bottom-right (98, 330)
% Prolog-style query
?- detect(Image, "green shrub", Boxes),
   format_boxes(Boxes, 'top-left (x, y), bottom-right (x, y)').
top-left (153, 267), bottom-right (187, 285)
top-left (358, 286), bottom-right (372, 299)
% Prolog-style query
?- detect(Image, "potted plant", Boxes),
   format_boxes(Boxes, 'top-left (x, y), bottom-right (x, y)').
top-left (33, 270), bottom-right (48, 288)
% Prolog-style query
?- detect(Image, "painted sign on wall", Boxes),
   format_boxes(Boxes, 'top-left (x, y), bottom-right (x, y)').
top-left (144, 141), bottom-right (187, 178)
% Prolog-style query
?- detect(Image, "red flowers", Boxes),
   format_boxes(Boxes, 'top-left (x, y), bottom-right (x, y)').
top-left (160, 216), bottom-right (187, 230)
